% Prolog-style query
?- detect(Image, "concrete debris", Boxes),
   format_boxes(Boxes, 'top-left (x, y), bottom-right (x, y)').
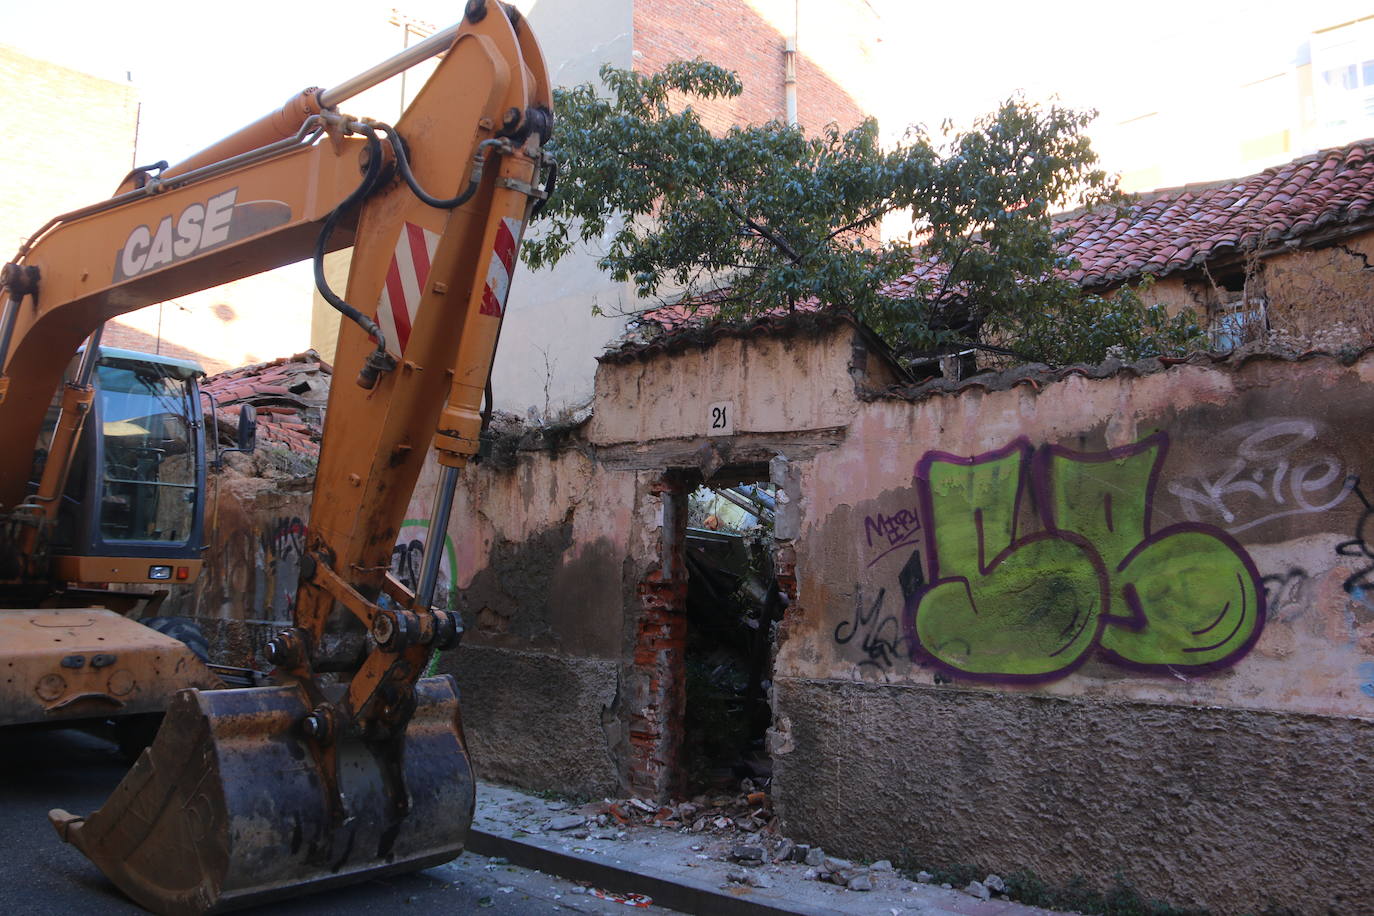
top-left (547, 815), bottom-right (587, 831)
top-left (592, 788), bottom-right (780, 838)
top-left (472, 785), bottom-right (1060, 915)
top-left (723, 867), bottom-right (773, 889)
top-left (545, 800), bottom-right (569, 811)
top-left (729, 843), bottom-right (765, 864)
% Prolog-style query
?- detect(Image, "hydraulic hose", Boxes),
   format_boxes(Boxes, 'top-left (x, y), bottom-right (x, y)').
top-left (381, 126), bottom-right (501, 210)
top-left (312, 126), bottom-right (389, 353)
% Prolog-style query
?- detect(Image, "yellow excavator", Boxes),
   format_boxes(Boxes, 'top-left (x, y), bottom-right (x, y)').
top-left (0, 2), bottom-right (552, 912)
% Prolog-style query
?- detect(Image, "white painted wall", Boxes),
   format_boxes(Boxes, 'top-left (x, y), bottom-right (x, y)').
top-left (494, 0), bottom-right (638, 421)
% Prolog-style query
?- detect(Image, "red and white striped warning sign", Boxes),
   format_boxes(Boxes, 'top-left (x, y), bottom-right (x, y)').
top-left (377, 221), bottom-right (439, 358)
top-left (480, 217), bottom-right (522, 318)
top-left (375, 216), bottom-right (522, 358)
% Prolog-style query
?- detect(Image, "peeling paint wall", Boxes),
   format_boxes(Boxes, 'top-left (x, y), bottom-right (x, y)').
top-left (540, 321), bottom-right (1374, 913)
top-left (167, 464), bottom-right (313, 668)
top-left (767, 340), bottom-right (1374, 915)
top-left (404, 448), bottom-right (662, 796)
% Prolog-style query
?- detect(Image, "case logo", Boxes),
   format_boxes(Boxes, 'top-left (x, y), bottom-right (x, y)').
top-left (114, 189), bottom-right (290, 281)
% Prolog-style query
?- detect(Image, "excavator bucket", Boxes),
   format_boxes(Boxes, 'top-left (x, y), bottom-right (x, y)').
top-left (48, 675), bottom-right (474, 916)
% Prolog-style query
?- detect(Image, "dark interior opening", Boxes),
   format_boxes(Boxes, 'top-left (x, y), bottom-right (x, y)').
top-left (1214, 269), bottom-right (1248, 293)
top-left (681, 464), bottom-right (783, 796)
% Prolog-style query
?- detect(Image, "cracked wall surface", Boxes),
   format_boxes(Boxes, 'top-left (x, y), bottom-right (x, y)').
top-left (1126, 233), bottom-right (1374, 350)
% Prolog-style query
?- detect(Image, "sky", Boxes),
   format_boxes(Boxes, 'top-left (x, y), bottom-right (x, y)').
top-left (867, 0), bottom-right (1320, 127)
top-left (3, 0), bottom-right (1370, 185)
top-left (1, 0), bottom-right (462, 166)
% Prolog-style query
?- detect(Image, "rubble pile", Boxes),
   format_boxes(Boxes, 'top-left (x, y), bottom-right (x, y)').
top-left (576, 779), bottom-right (776, 838)
top-left (538, 781), bottom-right (928, 896)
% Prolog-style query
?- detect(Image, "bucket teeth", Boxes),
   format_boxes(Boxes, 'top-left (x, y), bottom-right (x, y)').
top-left (51, 677), bottom-right (474, 915)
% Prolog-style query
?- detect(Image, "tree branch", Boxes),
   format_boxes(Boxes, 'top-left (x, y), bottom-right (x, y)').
top-left (707, 190), bottom-right (803, 264)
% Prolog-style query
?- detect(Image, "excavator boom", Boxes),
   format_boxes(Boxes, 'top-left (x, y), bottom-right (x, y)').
top-left (0, 2), bottom-right (553, 912)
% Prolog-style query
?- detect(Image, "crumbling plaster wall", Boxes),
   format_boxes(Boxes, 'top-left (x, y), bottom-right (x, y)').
top-left (422, 324), bottom-right (882, 796)
top-left (170, 460), bottom-right (314, 668)
top-left (773, 347), bottom-right (1374, 915)
top-left (1124, 230), bottom-right (1374, 347)
top-left (1265, 234), bottom-right (1374, 340)
top-left (405, 446), bottom-right (654, 797)
top-left (182, 316), bottom-right (1374, 913)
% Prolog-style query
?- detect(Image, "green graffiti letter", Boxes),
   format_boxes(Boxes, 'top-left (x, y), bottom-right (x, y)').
top-left (913, 443), bottom-right (1106, 678)
top-left (1043, 436), bottom-right (1263, 668)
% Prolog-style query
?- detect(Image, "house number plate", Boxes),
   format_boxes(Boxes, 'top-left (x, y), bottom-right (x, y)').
top-left (708, 401), bottom-right (735, 436)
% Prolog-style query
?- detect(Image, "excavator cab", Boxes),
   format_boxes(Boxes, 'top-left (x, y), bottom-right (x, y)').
top-left (0, 347), bottom-right (223, 732)
top-left (47, 347), bottom-right (210, 584)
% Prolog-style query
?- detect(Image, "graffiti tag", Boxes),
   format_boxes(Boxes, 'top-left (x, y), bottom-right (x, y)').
top-left (1166, 419), bottom-right (1354, 534)
top-left (861, 505), bottom-right (923, 568)
top-left (259, 516), bottom-right (307, 617)
top-left (907, 432), bottom-right (1265, 682)
top-left (834, 586), bottom-right (913, 670)
top-left (1335, 481), bottom-right (1374, 604)
top-left (1260, 567), bottom-right (1309, 621)
top-left (390, 519), bottom-right (457, 610)
top-left (864, 507), bottom-right (921, 549)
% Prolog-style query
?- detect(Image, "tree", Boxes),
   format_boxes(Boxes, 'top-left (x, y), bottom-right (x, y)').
top-left (524, 60), bottom-right (1204, 368)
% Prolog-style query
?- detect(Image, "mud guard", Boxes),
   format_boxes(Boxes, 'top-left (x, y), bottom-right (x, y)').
top-left (50, 675), bottom-right (474, 915)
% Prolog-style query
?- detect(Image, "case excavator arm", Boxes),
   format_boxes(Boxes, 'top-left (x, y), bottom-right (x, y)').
top-left (23, 3), bottom-right (554, 912)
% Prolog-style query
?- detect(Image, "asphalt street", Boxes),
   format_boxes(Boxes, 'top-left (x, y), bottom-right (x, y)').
top-left (0, 724), bottom-right (673, 916)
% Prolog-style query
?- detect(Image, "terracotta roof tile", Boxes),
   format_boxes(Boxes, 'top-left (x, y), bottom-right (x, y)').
top-left (201, 350), bottom-right (330, 458)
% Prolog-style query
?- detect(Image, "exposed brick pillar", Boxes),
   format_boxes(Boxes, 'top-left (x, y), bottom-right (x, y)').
top-left (627, 476), bottom-right (688, 800)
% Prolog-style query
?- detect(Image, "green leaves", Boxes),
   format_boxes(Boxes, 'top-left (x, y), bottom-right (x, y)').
top-left (528, 60), bottom-right (1202, 368)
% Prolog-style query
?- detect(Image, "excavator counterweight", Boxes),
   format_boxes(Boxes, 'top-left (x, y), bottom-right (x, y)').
top-left (0, 2), bottom-right (552, 912)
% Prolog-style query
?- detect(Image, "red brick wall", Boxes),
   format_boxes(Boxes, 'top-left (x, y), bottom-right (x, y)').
top-left (627, 477), bottom-right (689, 799)
top-left (632, 0), bottom-right (870, 134)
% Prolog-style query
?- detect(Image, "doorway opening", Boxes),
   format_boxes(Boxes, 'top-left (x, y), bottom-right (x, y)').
top-left (681, 465), bottom-right (785, 797)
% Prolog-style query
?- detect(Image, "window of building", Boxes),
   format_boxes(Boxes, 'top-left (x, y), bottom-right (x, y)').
top-left (1210, 297), bottom-right (1268, 352)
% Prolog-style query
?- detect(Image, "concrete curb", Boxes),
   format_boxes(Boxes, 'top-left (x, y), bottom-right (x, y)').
top-left (467, 827), bottom-right (837, 916)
